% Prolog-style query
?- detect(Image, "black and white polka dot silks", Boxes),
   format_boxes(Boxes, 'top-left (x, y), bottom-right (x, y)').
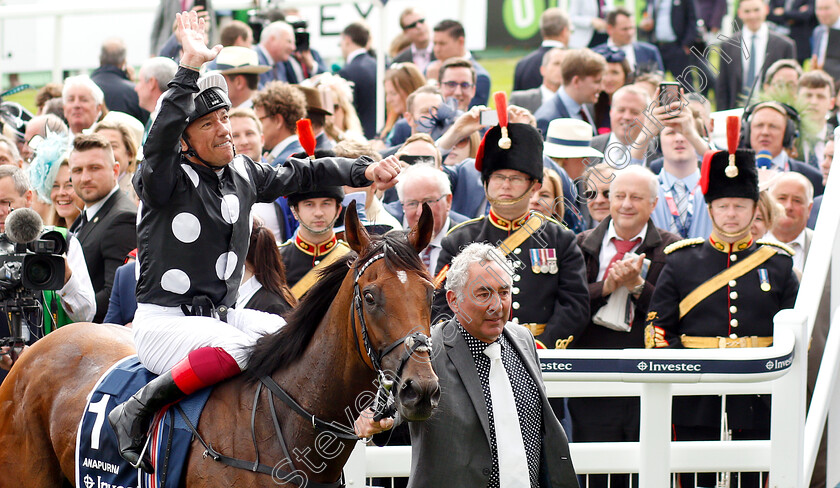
top-left (459, 323), bottom-right (543, 488)
top-left (134, 67), bottom-right (372, 308)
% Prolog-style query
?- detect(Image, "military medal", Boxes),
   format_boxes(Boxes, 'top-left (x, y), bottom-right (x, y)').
top-left (530, 249), bottom-right (541, 274)
top-left (758, 268), bottom-right (771, 292)
top-left (547, 249), bottom-right (558, 274)
top-left (539, 249), bottom-right (550, 274)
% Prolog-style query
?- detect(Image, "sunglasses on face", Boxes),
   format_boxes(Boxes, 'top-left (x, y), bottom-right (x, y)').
top-left (582, 189), bottom-right (610, 200)
top-left (403, 18), bottom-right (425, 30)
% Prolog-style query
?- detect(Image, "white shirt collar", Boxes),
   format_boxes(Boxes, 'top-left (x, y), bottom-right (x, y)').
top-left (346, 48), bottom-right (367, 65)
top-left (269, 134), bottom-right (300, 160)
top-left (541, 40), bottom-right (565, 48)
top-left (257, 44), bottom-right (275, 65)
top-left (743, 22), bottom-right (769, 39)
top-left (84, 184), bottom-right (120, 220)
top-left (605, 219), bottom-right (647, 244)
top-left (430, 216), bottom-right (452, 247)
top-left (236, 275), bottom-right (263, 309)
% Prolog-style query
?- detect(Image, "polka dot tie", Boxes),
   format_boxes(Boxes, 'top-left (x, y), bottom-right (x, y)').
top-left (483, 342), bottom-right (529, 487)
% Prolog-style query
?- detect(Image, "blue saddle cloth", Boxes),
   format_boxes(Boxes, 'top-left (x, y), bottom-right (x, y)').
top-left (76, 356), bottom-right (212, 488)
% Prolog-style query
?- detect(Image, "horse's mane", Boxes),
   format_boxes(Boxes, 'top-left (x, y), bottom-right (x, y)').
top-left (245, 231), bottom-right (430, 380)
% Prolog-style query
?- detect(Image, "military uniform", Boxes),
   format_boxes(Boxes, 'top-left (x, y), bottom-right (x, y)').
top-left (279, 234), bottom-right (348, 288)
top-left (643, 130), bottom-right (800, 488)
top-left (432, 209), bottom-right (590, 349)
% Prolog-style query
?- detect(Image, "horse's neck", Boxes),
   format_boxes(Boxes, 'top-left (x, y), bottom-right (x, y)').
top-left (265, 276), bottom-right (377, 481)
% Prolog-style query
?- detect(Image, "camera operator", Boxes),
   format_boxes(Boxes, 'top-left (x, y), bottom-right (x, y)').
top-left (0, 165), bottom-right (96, 374)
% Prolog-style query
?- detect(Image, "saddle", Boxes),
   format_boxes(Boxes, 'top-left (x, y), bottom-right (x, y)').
top-left (76, 356), bottom-right (212, 488)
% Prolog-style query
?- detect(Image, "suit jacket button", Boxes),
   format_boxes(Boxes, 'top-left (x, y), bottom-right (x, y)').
top-left (482, 468), bottom-right (491, 476)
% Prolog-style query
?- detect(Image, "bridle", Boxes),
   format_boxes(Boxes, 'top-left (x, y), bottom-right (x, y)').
top-left (350, 248), bottom-right (432, 420)
top-left (178, 246), bottom-right (432, 486)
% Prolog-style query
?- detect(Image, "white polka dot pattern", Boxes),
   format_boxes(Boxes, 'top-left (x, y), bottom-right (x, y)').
top-left (181, 164), bottom-right (199, 187)
top-left (171, 212), bottom-right (201, 243)
top-left (160, 269), bottom-right (190, 294)
top-left (215, 252), bottom-right (238, 280)
top-left (221, 194), bottom-right (240, 224)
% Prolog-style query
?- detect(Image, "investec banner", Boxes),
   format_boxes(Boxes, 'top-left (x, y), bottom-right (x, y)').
top-left (540, 353), bottom-right (795, 375)
top-left (486, 0), bottom-right (552, 48)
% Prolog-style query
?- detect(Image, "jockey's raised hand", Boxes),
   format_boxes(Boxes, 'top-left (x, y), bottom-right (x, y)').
top-left (176, 10), bottom-right (222, 70)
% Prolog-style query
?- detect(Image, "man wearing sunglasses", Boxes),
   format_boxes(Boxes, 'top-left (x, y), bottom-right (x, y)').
top-left (392, 8), bottom-right (435, 73)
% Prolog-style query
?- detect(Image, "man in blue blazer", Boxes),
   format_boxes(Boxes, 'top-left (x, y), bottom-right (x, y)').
top-left (535, 48), bottom-right (606, 138)
top-left (513, 8), bottom-right (571, 91)
top-left (254, 21), bottom-right (298, 88)
top-left (338, 23), bottom-right (378, 140)
top-left (252, 82), bottom-right (307, 168)
top-left (595, 7), bottom-right (665, 74)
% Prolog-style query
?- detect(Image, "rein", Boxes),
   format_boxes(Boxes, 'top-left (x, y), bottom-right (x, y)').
top-left (184, 248), bottom-right (431, 484)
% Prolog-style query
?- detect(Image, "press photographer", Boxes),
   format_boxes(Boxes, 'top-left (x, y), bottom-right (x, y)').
top-left (0, 165), bottom-right (95, 374)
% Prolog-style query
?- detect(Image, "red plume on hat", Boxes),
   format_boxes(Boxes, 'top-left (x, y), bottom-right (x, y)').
top-left (700, 115), bottom-right (741, 193)
top-left (494, 91), bottom-right (511, 149)
top-left (296, 119), bottom-right (316, 161)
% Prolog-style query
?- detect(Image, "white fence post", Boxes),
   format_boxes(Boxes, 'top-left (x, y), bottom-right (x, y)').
top-left (770, 309), bottom-right (807, 487)
top-left (639, 382), bottom-right (672, 488)
top-left (344, 441), bottom-right (367, 487)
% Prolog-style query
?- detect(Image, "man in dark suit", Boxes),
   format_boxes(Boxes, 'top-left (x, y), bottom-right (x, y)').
top-left (768, 0), bottom-right (817, 63)
top-left (715, 0), bottom-right (797, 110)
top-left (338, 22), bottom-right (378, 139)
top-left (357, 242), bottom-right (579, 488)
top-left (254, 21), bottom-right (298, 88)
top-left (595, 7), bottom-right (665, 74)
top-left (510, 48), bottom-right (565, 115)
top-left (811, 0), bottom-right (840, 82)
top-left (392, 7), bottom-right (435, 73)
top-left (432, 20), bottom-right (491, 108)
top-left (639, 0), bottom-right (700, 88)
top-left (535, 48), bottom-right (606, 138)
top-left (91, 38), bottom-right (149, 125)
top-left (513, 8), bottom-right (571, 92)
top-left (747, 102), bottom-right (825, 195)
top-left (570, 166), bottom-right (680, 488)
top-left (68, 134), bottom-right (137, 323)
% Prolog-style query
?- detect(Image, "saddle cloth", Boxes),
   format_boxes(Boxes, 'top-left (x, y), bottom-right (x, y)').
top-left (75, 356), bottom-right (212, 488)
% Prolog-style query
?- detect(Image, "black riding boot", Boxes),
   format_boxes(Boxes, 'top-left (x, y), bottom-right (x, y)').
top-left (108, 372), bottom-right (186, 473)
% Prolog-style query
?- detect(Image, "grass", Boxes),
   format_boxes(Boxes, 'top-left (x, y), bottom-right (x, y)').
top-left (3, 88), bottom-right (38, 114)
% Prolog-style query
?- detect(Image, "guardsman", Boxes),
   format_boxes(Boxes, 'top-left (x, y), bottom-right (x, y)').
top-left (279, 183), bottom-right (350, 298)
top-left (644, 117), bottom-right (799, 488)
top-left (431, 95), bottom-right (589, 351)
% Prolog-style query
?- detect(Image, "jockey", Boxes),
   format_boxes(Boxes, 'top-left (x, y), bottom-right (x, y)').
top-left (108, 11), bottom-right (402, 473)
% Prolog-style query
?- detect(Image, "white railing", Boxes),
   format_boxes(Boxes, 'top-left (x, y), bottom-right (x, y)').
top-left (798, 126), bottom-right (840, 487)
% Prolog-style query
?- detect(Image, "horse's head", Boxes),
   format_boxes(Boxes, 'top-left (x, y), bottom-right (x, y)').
top-left (344, 202), bottom-right (441, 422)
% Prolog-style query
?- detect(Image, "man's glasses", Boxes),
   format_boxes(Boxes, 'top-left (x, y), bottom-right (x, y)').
top-left (402, 18), bottom-right (425, 30)
top-left (489, 174), bottom-right (531, 185)
top-left (441, 81), bottom-right (474, 91)
top-left (582, 189), bottom-right (610, 200)
top-left (402, 195), bottom-right (446, 210)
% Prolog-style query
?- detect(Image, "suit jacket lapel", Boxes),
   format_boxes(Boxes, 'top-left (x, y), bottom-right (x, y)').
top-left (78, 190), bottom-right (121, 241)
top-left (442, 319), bottom-right (492, 445)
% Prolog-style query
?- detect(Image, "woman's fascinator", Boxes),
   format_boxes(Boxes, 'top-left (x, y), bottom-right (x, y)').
top-left (28, 128), bottom-right (71, 204)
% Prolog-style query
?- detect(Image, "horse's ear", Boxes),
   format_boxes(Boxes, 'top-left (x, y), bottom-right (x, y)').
top-left (344, 201), bottom-right (371, 253)
top-left (408, 203), bottom-right (434, 253)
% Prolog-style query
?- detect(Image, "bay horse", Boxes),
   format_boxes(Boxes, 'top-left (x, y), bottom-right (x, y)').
top-left (0, 204), bottom-right (440, 487)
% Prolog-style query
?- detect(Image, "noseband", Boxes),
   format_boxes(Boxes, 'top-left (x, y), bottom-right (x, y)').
top-left (351, 249), bottom-right (432, 420)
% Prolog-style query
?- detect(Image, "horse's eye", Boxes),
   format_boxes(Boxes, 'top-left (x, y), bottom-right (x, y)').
top-left (364, 291), bottom-right (376, 305)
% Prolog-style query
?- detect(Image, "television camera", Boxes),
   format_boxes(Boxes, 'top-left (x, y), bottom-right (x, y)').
top-left (0, 208), bottom-right (67, 363)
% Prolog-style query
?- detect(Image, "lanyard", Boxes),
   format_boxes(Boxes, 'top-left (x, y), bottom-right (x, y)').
top-left (663, 183), bottom-right (698, 239)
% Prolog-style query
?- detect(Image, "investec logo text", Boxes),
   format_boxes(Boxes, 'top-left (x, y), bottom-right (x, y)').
top-left (637, 361), bottom-right (701, 372)
top-left (766, 357), bottom-right (793, 370)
